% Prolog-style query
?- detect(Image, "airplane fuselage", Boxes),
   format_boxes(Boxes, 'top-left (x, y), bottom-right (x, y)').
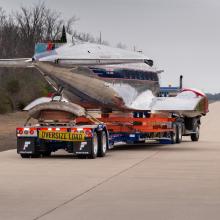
top-left (33, 41), bottom-right (160, 111)
top-left (34, 61), bottom-right (160, 111)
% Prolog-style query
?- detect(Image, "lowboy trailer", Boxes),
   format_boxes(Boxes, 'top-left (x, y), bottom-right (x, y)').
top-left (16, 109), bottom-right (201, 159)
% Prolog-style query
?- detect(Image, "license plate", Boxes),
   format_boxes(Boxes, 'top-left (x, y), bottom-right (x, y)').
top-left (38, 130), bottom-right (85, 142)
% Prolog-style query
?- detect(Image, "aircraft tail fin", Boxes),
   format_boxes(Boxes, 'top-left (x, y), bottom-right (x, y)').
top-left (34, 25), bottom-right (67, 56)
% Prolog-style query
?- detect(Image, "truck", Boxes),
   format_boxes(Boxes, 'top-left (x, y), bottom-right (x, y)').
top-left (16, 87), bottom-right (207, 159)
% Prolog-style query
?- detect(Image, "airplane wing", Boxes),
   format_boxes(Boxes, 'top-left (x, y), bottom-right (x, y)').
top-left (23, 96), bottom-right (68, 111)
top-left (151, 90), bottom-right (208, 117)
top-left (0, 58), bottom-right (33, 67)
top-left (54, 58), bottom-right (151, 66)
top-left (129, 89), bottom-right (208, 117)
top-left (150, 96), bottom-right (205, 117)
top-left (0, 57), bottom-right (150, 68)
top-left (27, 101), bottom-right (86, 119)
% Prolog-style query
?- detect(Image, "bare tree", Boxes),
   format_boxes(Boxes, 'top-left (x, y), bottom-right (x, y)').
top-left (0, 1), bottom-right (110, 58)
top-left (15, 3), bottom-right (46, 55)
top-left (14, 2), bottom-right (77, 56)
top-left (0, 8), bottom-right (20, 58)
top-left (116, 42), bottom-right (127, 49)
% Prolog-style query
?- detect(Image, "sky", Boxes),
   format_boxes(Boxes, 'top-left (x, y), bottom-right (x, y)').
top-left (0, 0), bottom-right (220, 93)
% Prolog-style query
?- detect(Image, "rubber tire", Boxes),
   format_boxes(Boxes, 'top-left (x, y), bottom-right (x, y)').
top-left (97, 131), bottom-right (107, 157)
top-left (31, 153), bottom-right (40, 158)
top-left (42, 151), bottom-right (51, 157)
top-left (171, 123), bottom-right (177, 144)
top-left (20, 153), bottom-right (39, 158)
top-left (20, 154), bottom-right (30, 158)
top-left (89, 132), bottom-right (98, 159)
top-left (176, 123), bottom-right (183, 143)
top-left (191, 124), bottom-right (200, 142)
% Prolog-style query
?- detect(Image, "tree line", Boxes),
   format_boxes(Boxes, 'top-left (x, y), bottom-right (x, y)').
top-left (206, 93), bottom-right (220, 101)
top-left (0, 2), bottom-right (126, 59)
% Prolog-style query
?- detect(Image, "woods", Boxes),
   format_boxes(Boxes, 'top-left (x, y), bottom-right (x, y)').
top-left (0, 2), bottom-right (113, 113)
top-left (0, 2), bottom-right (77, 58)
top-left (0, 2), bottom-right (112, 58)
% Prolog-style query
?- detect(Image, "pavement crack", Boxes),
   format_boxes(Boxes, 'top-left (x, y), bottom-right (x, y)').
top-left (33, 151), bottom-right (159, 220)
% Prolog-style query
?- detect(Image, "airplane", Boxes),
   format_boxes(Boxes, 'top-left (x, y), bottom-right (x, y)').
top-left (0, 29), bottom-right (208, 118)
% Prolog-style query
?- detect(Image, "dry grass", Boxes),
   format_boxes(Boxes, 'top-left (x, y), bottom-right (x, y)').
top-left (0, 112), bottom-right (29, 152)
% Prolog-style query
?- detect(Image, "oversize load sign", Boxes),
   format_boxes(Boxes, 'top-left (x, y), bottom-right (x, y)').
top-left (38, 130), bottom-right (85, 142)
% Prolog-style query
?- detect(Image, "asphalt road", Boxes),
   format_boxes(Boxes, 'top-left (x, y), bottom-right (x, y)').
top-left (0, 102), bottom-right (220, 220)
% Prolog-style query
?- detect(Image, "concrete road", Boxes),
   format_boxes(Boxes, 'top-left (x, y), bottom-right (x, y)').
top-left (0, 103), bottom-right (220, 220)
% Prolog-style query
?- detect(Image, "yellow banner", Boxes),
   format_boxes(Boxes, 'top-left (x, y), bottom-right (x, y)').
top-left (38, 130), bottom-right (85, 142)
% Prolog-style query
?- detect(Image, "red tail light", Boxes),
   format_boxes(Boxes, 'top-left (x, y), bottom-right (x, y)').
top-left (30, 130), bottom-right (34, 135)
top-left (84, 129), bottom-right (92, 137)
top-left (18, 130), bottom-right (23, 135)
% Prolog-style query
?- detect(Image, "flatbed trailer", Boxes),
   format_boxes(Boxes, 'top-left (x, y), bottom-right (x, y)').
top-left (16, 110), bottom-right (201, 159)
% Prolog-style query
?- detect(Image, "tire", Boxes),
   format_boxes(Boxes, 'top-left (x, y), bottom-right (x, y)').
top-left (171, 123), bottom-right (177, 144)
top-left (31, 153), bottom-right (40, 158)
top-left (20, 154), bottom-right (30, 158)
top-left (191, 124), bottom-right (200, 142)
top-left (89, 132), bottom-right (98, 159)
top-left (176, 123), bottom-right (183, 143)
top-left (20, 153), bottom-right (39, 158)
top-left (97, 131), bottom-right (107, 157)
top-left (42, 151), bottom-right (51, 157)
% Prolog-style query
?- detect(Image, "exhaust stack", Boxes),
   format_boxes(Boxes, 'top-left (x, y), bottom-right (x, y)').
top-left (180, 75), bottom-right (183, 90)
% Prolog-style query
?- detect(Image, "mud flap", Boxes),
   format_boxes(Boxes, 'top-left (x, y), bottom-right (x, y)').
top-left (73, 139), bottom-right (93, 155)
top-left (17, 137), bottom-right (36, 154)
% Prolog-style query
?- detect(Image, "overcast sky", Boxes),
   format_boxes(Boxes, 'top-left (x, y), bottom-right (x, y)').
top-left (1, 0), bottom-right (220, 93)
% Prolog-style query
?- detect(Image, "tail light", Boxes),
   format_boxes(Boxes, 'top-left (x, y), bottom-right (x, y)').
top-left (16, 128), bottom-right (37, 136)
top-left (18, 129), bottom-right (23, 135)
top-left (84, 129), bottom-right (93, 137)
top-left (30, 130), bottom-right (35, 135)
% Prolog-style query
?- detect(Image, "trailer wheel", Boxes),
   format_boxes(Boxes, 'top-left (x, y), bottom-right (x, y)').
top-left (31, 153), bottom-right (40, 158)
top-left (20, 154), bottom-right (30, 158)
top-left (98, 131), bottom-right (107, 157)
top-left (42, 151), bottom-right (51, 157)
top-left (191, 124), bottom-right (200, 142)
top-left (171, 123), bottom-right (177, 144)
top-left (89, 132), bottom-right (98, 159)
top-left (20, 153), bottom-right (39, 158)
top-left (176, 123), bottom-right (183, 143)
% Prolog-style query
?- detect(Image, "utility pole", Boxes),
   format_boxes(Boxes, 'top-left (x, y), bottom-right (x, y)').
top-left (99, 32), bottom-right (102, 44)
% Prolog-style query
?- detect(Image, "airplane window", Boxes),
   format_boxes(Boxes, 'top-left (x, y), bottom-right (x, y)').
top-left (91, 68), bottom-right (158, 81)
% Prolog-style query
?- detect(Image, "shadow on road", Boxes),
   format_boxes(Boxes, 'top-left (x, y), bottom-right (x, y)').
top-left (13, 140), bottom-right (219, 160)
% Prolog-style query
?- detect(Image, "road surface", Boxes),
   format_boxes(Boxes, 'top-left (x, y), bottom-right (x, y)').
top-left (0, 102), bottom-right (219, 220)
